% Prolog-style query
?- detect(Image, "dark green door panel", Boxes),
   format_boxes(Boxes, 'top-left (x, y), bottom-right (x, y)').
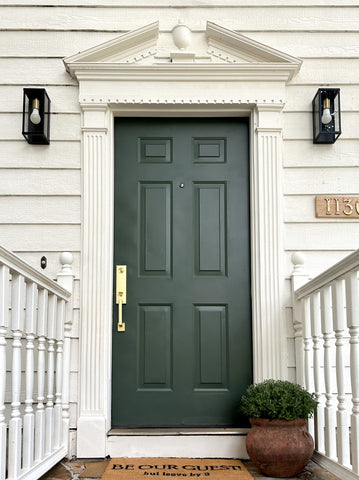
top-left (112, 118), bottom-right (252, 427)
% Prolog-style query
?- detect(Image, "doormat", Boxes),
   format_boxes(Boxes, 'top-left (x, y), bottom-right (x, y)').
top-left (101, 458), bottom-right (253, 480)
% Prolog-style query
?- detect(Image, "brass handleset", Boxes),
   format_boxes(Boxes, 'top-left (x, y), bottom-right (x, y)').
top-left (116, 265), bottom-right (127, 332)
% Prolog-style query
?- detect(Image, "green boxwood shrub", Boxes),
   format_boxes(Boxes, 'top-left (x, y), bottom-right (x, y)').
top-left (239, 379), bottom-right (318, 420)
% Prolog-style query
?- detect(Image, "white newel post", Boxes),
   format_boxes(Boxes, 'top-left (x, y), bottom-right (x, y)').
top-left (77, 105), bottom-right (113, 457)
top-left (57, 252), bottom-right (74, 454)
top-left (252, 104), bottom-right (285, 381)
top-left (291, 252), bottom-right (309, 386)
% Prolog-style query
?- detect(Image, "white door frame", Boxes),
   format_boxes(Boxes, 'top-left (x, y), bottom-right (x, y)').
top-left (64, 22), bottom-right (301, 457)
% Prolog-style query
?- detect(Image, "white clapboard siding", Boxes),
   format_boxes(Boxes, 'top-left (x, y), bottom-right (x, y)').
top-left (247, 31), bottom-right (359, 58)
top-left (0, 197), bottom-right (80, 223)
top-left (0, 59), bottom-right (77, 86)
top-left (1, 6), bottom-right (359, 32)
top-left (285, 223), bottom-right (359, 251)
top-left (0, 225), bottom-right (80, 252)
top-left (0, 141), bottom-right (81, 168)
top-left (0, 31), bottom-right (117, 58)
top-left (283, 167), bottom-right (359, 195)
top-left (0, 169), bottom-right (80, 195)
top-left (283, 140), bottom-right (359, 168)
top-left (290, 58), bottom-right (359, 85)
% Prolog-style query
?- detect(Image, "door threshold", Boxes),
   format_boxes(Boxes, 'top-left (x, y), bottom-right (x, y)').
top-left (109, 427), bottom-right (249, 436)
top-left (107, 428), bottom-right (249, 458)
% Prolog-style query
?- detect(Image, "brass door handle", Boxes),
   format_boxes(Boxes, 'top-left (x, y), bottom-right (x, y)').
top-left (116, 265), bottom-right (127, 332)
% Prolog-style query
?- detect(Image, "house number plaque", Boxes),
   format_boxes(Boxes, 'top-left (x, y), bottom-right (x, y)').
top-left (316, 195), bottom-right (359, 218)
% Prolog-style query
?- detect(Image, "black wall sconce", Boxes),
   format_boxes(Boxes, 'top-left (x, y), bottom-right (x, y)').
top-left (22, 88), bottom-right (51, 144)
top-left (312, 88), bottom-right (341, 144)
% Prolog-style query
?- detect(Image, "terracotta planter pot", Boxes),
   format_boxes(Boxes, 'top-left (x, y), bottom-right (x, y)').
top-left (246, 418), bottom-right (314, 478)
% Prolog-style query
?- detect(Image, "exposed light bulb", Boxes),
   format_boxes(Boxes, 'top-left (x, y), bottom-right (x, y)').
top-left (29, 98), bottom-right (41, 125)
top-left (321, 98), bottom-right (332, 125)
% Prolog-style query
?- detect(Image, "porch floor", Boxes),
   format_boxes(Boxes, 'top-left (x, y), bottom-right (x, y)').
top-left (39, 459), bottom-right (341, 480)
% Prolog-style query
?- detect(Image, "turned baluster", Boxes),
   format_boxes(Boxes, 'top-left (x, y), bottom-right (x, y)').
top-left (35, 288), bottom-right (48, 462)
top-left (311, 290), bottom-right (325, 453)
top-left (53, 298), bottom-right (65, 449)
top-left (45, 293), bottom-right (57, 455)
top-left (332, 277), bottom-right (350, 467)
top-left (22, 281), bottom-right (38, 470)
top-left (320, 284), bottom-right (337, 460)
top-left (303, 295), bottom-right (314, 438)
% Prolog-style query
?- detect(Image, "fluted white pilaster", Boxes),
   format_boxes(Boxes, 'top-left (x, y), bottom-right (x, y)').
top-left (252, 105), bottom-right (285, 381)
top-left (77, 105), bottom-right (113, 457)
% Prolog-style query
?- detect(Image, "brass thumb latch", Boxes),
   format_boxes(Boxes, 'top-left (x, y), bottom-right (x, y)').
top-left (116, 265), bottom-right (127, 332)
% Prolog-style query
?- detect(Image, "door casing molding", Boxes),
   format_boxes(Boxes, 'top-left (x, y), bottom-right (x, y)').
top-left (76, 101), bottom-right (286, 457)
top-left (64, 24), bottom-right (301, 456)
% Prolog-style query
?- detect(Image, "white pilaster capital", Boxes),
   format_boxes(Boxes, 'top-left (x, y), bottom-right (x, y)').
top-left (255, 103), bottom-right (284, 130)
top-left (81, 104), bottom-right (109, 132)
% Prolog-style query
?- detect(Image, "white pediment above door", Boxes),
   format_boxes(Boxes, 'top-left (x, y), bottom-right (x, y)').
top-left (64, 20), bottom-right (302, 83)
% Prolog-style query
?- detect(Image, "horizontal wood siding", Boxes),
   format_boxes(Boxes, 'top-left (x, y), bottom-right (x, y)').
top-left (0, 0), bottom-right (357, 454)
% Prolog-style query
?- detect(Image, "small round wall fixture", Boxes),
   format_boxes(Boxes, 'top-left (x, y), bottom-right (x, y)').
top-left (22, 88), bottom-right (51, 145)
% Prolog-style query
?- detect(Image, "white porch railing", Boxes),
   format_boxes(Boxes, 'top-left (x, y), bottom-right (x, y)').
top-left (0, 246), bottom-right (74, 480)
top-left (292, 250), bottom-right (359, 480)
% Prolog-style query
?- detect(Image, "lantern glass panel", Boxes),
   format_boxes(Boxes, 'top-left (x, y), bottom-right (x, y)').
top-left (23, 93), bottom-right (30, 135)
top-left (333, 94), bottom-right (340, 136)
top-left (313, 91), bottom-right (320, 141)
top-left (43, 92), bottom-right (50, 141)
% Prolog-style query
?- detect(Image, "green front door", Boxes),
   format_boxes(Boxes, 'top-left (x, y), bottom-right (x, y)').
top-left (112, 117), bottom-right (252, 427)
